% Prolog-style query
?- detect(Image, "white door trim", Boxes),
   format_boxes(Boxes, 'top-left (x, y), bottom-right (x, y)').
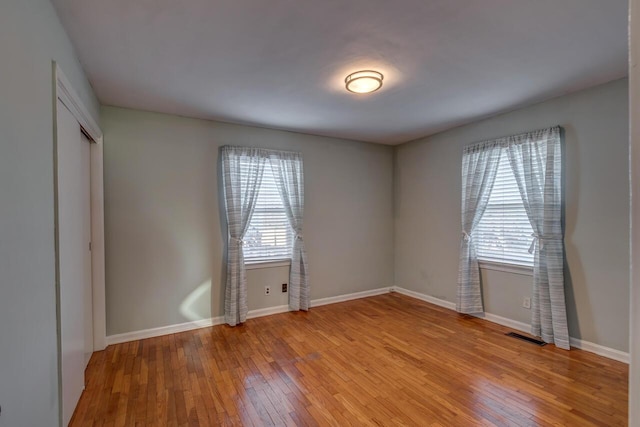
top-left (629, 0), bottom-right (639, 424)
top-left (54, 62), bottom-right (106, 352)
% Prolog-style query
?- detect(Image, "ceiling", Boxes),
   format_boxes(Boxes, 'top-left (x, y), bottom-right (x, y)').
top-left (51, 0), bottom-right (628, 145)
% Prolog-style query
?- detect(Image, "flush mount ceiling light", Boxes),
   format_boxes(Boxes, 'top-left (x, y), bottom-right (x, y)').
top-left (344, 70), bottom-right (384, 94)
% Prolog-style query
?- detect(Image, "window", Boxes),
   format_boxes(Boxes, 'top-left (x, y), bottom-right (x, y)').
top-left (475, 150), bottom-right (534, 267)
top-left (244, 164), bottom-right (293, 263)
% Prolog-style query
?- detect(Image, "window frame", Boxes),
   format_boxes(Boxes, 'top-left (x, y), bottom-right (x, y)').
top-left (245, 259), bottom-right (291, 269)
top-left (478, 259), bottom-right (533, 276)
top-left (475, 149), bottom-right (535, 274)
top-left (242, 163), bottom-right (294, 266)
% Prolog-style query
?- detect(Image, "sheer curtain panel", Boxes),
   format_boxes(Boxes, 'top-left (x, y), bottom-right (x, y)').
top-left (269, 152), bottom-right (310, 311)
top-left (221, 146), bottom-right (266, 326)
top-left (506, 127), bottom-right (569, 349)
top-left (221, 146), bottom-right (309, 325)
top-left (457, 141), bottom-right (502, 313)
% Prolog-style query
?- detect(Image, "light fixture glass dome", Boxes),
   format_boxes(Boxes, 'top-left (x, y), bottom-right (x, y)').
top-left (345, 70), bottom-right (384, 94)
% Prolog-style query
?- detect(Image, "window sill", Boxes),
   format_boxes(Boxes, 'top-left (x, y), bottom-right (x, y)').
top-left (478, 259), bottom-right (533, 276)
top-left (245, 259), bottom-right (291, 270)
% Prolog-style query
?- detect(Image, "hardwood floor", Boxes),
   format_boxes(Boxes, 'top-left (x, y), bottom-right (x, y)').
top-left (71, 293), bottom-right (628, 426)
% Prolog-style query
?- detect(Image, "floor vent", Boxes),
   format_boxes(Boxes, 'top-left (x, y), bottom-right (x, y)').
top-left (506, 332), bottom-right (546, 346)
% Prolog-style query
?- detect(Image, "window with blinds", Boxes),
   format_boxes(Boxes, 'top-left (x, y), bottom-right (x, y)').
top-left (475, 151), bottom-right (534, 267)
top-left (244, 165), bottom-right (293, 263)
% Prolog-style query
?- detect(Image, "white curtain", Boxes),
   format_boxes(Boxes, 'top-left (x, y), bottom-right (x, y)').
top-left (221, 146), bottom-right (309, 325)
top-left (269, 152), bottom-right (310, 311)
top-left (457, 141), bottom-right (502, 313)
top-left (506, 127), bottom-right (569, 349)
top-left (221, 146), bottom-right (266, 326)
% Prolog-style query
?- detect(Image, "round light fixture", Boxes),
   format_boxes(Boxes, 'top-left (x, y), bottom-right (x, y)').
top-left (345, 70), bottom-right (384, 94)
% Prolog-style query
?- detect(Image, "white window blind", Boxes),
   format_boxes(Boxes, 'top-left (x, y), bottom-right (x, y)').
top-left (475, 151), bottom-right (534, 267)
top-left (244, 164), bottom-right (293, 263)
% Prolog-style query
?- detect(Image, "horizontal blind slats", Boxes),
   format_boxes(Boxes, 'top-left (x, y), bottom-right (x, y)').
top-left (242, 162), bottom-right (293, 263)
top-left (476, 151), bottom-right (534, 267)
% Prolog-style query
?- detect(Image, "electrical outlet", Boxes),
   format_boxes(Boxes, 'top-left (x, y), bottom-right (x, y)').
top-left (523, 297), bottom-right (531, 309)
top-left (282, 283), bottom-right (288, 293)
top-left (265, 286), bottom-right (271, 295)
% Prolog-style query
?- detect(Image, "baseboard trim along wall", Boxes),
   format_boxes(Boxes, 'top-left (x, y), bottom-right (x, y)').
top-left (106, 285), bottom-right (629, 363)
top-left (105, 317), bottom-right (225, 346)
top-left (106, 287), bottom-right (392, 346)
top-left (392, 286), bottom-right (630, 364)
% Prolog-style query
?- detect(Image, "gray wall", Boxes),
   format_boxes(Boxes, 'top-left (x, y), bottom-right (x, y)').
top-left (0, 0), bottom-right (99, 426)
top-left (101, 106), bottom-right (394, 336)
top-left (394, 78), bottom-right (629, 352)
top-left (0, 3), bottom-right (629, 424)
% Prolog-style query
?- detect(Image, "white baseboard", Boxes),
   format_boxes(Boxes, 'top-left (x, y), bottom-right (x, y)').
top-left (107, 285), bottom-right (630, 364)
top-left (569, 337), bottom-right (630, 363)
top-left (474, 312), bottom-right (531, 335)
top-left (106, 286), bottom-right (393, 346)
top-left (392, 286), bottom-right (629, 364)
top-left (311, 287), bottom-right (392, 307)
top-left (106, 316), bottom-right (225, 346)
top-left (246, 305), bottom-right (290, 319)
top-left (391, 286), bottom-right (456, 310)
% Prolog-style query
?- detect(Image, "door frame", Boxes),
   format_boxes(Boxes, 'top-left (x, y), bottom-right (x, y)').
top-left (54, 62), bottom-right (106, 353)
top-left (630, 0), bottom-right (639, 424)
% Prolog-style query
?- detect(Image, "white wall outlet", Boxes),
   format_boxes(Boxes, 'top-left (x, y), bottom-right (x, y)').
top-left (265, 286), bottom-right (271, 295)
top-left (523, 297), bottom-right (531, 309)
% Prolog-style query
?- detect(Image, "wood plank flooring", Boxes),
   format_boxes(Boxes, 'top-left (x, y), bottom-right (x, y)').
top-left (71, 293), bottom-right (628, 426)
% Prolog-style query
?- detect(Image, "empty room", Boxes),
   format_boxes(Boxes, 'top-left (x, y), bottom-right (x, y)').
top-left (2, 0), bottom-right (640, 426)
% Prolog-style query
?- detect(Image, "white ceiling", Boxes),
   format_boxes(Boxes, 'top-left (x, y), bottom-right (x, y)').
top-left (52, 0), bottom-right (628, 145)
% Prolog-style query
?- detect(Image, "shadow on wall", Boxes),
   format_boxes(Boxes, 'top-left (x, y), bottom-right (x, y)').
top-left (561, 125), bottom-right (593, 342)
top-left (106, 211), bottom-right (201, 333)
top-left (217, 148), bottom-right (228, 319)
top-left (177, 150), bottom-right (227, 324)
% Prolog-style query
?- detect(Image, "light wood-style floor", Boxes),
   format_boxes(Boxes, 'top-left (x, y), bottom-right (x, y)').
top-left (71, 293), bottom-right (628, 426)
